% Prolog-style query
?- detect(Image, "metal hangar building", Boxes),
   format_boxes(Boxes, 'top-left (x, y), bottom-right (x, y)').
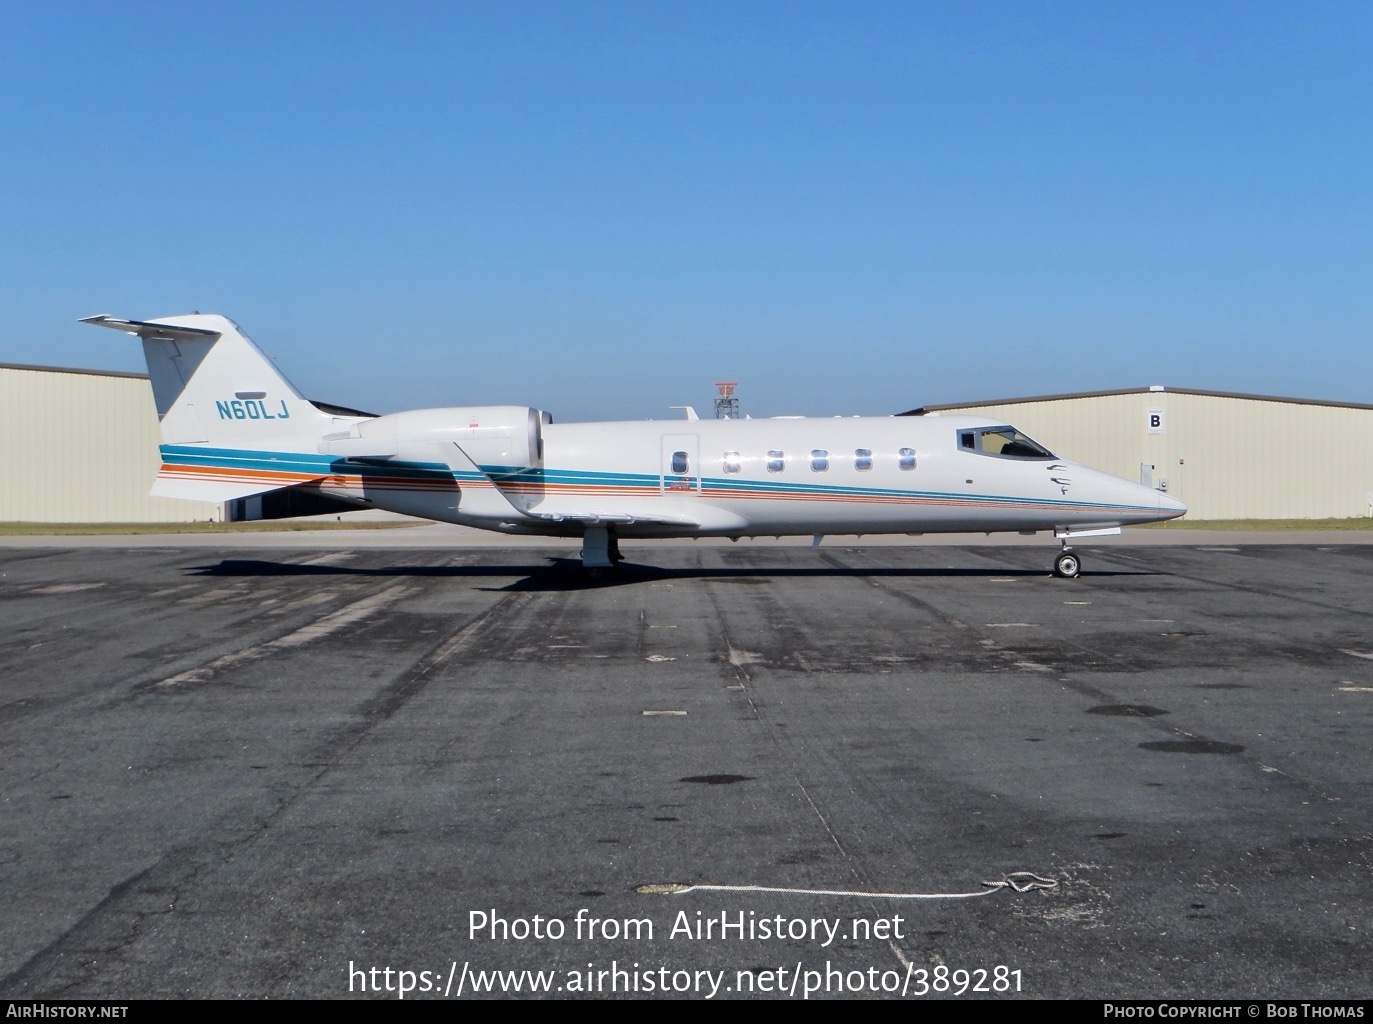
top-left (0, 363), bottom-right (218, 523)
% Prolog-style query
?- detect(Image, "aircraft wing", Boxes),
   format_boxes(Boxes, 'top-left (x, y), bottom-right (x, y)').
top-left (316, 425), bottom-right (762, 533)
top-left (525, 510), bottom-right (701, 527)
top-left (523, 503), bottom-right (749, 532)
top-left (322, 440), bottom-right (732, 530)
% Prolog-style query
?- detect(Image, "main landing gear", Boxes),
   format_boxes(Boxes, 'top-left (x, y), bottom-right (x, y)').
top-left (581, 525), bottom-right (624, 580)
top-left (1053, 545), bottom-right (1082, 579)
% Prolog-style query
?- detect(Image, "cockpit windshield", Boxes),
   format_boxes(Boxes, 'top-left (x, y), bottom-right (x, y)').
top-left (958, 426), bottom-right (1056, 460)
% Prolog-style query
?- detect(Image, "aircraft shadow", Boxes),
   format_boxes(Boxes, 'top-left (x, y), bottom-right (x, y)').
top-left (188, 558), bottom-right (1160, 591)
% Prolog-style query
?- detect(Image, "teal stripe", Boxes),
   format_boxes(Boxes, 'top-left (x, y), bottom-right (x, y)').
top-left (160, 445), bottom-right (477, 482)
top-left (158, 448), bottom-right (1151, 514)
top-left (481, 463), bottom-right (1153, 514)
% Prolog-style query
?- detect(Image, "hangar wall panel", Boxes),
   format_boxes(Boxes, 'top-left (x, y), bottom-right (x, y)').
top-left (935, 391), bottom-right (1373, 520)
top-left (0, 365), bottom-right (219, 522)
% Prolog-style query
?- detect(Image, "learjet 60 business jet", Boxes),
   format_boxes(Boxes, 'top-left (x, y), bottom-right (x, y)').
top-left (84, 314), bottom-right (1185, 578)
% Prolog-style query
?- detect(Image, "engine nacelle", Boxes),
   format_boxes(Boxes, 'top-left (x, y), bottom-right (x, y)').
top-left (320, 406), bottom-right (548, 470)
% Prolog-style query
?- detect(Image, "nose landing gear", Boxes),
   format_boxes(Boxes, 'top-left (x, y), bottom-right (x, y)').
top-left (1053, 547), bottom-right (1082, 579)
top-left (1049, 525), bottom-right (1118, 578)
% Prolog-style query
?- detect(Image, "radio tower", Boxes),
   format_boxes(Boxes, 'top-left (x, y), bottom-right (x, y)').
top-left (713, 380), bottom-right (740, 419)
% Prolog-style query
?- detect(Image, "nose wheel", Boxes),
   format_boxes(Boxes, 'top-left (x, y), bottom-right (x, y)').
top-left (1053, 549), bottom-right (1082, 579)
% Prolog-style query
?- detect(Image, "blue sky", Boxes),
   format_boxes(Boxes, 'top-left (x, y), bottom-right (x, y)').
top-left (2, 1), bottom-right (1369, 420)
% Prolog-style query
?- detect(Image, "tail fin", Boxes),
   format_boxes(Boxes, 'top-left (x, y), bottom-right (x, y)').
top-left (82, 314), bottom-right (339, 501)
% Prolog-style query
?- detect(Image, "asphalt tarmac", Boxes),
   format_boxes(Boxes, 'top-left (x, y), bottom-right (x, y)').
top-left (1, 538), bottom-right (1370, 1000)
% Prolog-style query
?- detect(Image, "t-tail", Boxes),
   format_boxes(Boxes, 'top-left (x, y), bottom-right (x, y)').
top-left (81, 314), bottom-right (345, 503)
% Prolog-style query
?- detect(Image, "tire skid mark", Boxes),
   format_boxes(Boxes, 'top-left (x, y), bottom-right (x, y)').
top-left (0, 848), bottom-right (210, 997)
top-left (831, 547), bottom-right (1342, 801)
top-left (1097, 548), bottom-right (1373, 620)
top-left (295, 551), bottom-right (356, 567)
top-left (823, 548), bottom-right (1160, 688)
top-left (3, 589), bottom-right (526, 995)
top-left (148, 583), bottom-right (414, 691)
top-left (350, 590), bottom-right (527, 725)
top-left (701, 563), bottom-right (918, 971)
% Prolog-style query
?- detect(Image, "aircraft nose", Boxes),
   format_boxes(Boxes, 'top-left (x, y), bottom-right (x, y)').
top-left (1157, 491), bottom-right (1187, 520)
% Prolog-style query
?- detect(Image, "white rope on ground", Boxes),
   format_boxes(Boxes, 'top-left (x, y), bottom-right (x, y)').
top-left (636, 871), bottom-right (1057, 899)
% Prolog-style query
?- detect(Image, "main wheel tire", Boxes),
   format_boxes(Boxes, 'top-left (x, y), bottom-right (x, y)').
top-left (1053, 552), bottom-right (1082, 579)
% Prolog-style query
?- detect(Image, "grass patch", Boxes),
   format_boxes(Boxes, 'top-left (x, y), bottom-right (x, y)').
top-left (1137, 518), bottom-right (1373, 531)
top-left (0, 520), bottom-right (431, 536)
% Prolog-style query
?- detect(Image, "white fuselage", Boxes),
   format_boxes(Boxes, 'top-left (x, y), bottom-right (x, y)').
top-left (316, 412), bottom-right (1183, 539)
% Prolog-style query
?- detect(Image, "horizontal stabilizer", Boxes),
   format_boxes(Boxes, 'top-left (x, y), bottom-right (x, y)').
top-left (79, 315), bottom-right (221, 342)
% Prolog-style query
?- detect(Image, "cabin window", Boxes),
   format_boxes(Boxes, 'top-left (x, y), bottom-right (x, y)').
top-left (898, 447), bottom-right (916, 470)
top-left (811, 449), bottom-right (829, 472)
top-left (723, 451), bottom-right (741, 474)
top-left (671, 450), bottom-right (690, 474)
top-left (767, 450), bottom-right (785, 473)
top-left (854, 448), bottom-right (872, 472)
